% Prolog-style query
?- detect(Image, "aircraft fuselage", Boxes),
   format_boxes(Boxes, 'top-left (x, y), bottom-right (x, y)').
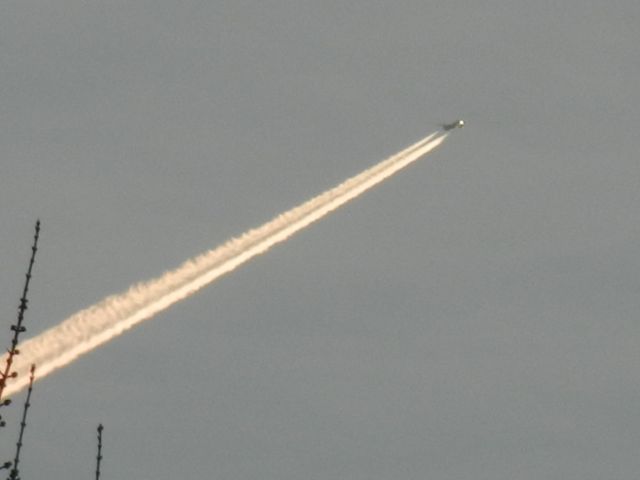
top-left (442, 120), bottom-right (465, 131)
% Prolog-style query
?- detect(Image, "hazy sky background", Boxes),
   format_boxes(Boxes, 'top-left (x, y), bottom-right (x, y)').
top-left (1, 1), bottom-right (639, 479)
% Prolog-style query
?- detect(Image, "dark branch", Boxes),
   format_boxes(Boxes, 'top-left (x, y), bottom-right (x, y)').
top-left (1, 220), bottom-right (40, 402)
top-left (96, 423), bottom-right (104, 480)
top-left (7, 364), bottom-right (36, 480)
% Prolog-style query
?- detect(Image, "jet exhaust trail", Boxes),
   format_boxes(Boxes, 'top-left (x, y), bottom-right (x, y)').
top-left (1, 131), bottom-right (448, 397)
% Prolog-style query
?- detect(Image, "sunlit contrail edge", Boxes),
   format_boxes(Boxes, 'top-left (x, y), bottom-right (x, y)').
top-left (2, 132), bottom-right (448, 397)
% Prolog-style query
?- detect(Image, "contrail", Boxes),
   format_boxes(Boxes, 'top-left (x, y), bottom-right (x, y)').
top-left (2, 131), bottom-right (448, 397)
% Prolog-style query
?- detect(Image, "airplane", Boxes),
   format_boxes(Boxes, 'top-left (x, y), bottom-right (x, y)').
top-left (441, 120), bottom-right (465, 131)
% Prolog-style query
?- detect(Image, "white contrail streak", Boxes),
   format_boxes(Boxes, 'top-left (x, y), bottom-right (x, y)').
top-left (2, 131), bottom-right (448, 397)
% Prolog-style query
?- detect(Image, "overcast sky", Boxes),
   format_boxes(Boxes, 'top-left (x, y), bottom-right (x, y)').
top-left (1, 1), bottom-right (639, 479)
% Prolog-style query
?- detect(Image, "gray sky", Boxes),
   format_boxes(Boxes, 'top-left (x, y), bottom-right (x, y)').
top-left (1, 1), bottom-right (639, 478)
